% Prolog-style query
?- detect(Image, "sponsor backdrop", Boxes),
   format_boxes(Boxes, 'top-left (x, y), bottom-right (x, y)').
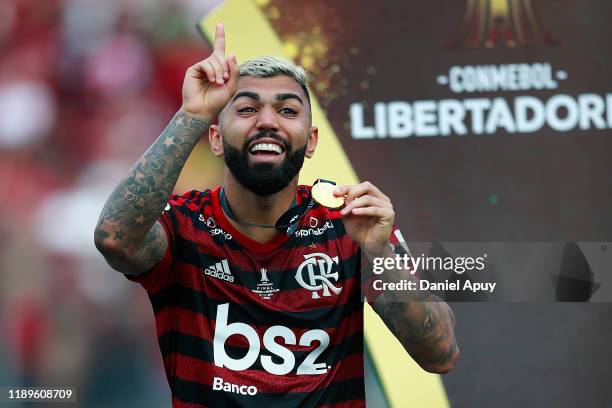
top-left (253, 0), bottom-right (612, 242)
top-left (199, 1), bottom-right (612, 406)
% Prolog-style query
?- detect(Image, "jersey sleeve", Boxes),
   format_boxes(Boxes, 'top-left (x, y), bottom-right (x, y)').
top-left (123, 191), bottom-right (198, 293)
top-left (388, 226), bottom-right (412, 257)
top-left (363, 225), bottom-right (412, 305)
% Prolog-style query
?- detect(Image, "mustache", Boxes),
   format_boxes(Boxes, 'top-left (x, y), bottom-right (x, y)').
top-left (244, 130), bottom-right (290, 152)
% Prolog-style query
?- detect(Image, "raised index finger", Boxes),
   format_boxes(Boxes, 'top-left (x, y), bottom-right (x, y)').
top-left (214, 23), bottom-right (225, 54)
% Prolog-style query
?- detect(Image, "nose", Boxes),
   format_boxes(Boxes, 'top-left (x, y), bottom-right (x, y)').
top-left (255, 105), bottom-right (279, 132)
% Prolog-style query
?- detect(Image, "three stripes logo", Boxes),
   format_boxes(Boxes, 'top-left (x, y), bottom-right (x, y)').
top-left (203, 259), bottom-right (234, 283)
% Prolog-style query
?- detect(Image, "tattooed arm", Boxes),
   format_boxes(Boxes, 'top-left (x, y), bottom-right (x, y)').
top-left (94, 111), bottom-right (211, 274)
top-left (371, 252), bottom-right (459, 374)
top-left (336, 181), bottom-right (459, 373)
top-left (94, 24), bottom-right (240, 274)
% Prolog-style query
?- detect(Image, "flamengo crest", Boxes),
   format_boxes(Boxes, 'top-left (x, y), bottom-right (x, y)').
top-left (295, 253), bottom-right (342, 299)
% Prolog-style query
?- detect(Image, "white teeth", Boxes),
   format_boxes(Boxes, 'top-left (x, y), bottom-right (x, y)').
top-left (250, 143), bottom-right (283, 154)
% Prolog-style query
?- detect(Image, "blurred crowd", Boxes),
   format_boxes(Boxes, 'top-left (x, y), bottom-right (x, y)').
top-left (0, 0), bottom-right (224, 405)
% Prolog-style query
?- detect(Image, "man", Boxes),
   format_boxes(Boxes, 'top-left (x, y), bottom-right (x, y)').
top-left (94, 23), bottom-right (458, 407)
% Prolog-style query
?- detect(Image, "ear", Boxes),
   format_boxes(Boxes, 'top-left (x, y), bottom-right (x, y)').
top-left (209, 124), bottom-right (224, 157)
top-left (305, 126), bottom-right (318, 158)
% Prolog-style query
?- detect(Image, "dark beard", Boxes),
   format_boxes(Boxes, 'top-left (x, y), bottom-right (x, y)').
top-left (223, 132), bottom-right (307, 196)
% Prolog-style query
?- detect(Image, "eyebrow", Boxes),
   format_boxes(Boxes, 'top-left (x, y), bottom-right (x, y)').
top-left (231, 91), bottom-right (304, 106)
top-left (232, 91), bottom-right (260, 103)
top-left (276, 93), bottom-right (303, 105)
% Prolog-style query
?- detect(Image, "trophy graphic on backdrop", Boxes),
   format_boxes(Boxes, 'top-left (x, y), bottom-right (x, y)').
top-left (448, 0), bottom-right (558, 48)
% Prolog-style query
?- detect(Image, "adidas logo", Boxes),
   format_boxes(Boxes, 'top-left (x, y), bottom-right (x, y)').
top-left (203, 259), bottom-right (234, 283)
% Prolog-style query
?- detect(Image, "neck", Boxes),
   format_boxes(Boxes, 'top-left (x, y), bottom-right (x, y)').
top-left (222, 172), bottom-right (298, 242)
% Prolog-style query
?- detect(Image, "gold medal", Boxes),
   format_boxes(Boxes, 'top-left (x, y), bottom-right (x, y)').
top-left (311, 179), bottom-right (344, 208)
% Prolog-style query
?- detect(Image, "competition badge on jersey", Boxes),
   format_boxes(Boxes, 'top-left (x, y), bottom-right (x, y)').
top-left (251, 268), bottom-right (280, 300)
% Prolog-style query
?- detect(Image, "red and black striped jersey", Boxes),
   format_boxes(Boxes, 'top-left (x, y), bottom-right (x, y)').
top-left (126, 185), bottom-right (380, 407)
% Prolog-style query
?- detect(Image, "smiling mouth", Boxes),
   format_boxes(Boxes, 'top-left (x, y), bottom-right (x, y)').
top-left (248, 142), bottom-right (285, 155)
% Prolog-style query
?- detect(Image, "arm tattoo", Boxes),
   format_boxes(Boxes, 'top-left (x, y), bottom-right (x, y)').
top-left (95, 110), bottom-right (211, 273)
top-left (374, 296), bottom-right (458, 370)
top-left (370, 252), bottom-right (459, 371)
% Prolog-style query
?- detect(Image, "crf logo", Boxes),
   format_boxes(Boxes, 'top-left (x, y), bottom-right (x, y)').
top-left (295, 253), bottom-right (342, 299)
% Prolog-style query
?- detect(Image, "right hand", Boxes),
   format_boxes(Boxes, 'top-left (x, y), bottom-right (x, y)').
top-left (181, 23), bottom-right (239, 119)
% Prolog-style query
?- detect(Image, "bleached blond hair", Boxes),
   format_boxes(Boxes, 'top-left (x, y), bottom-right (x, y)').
top-left (239, 56), bottom-right (311, 105)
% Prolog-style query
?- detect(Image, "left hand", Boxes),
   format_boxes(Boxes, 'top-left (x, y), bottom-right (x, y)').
top-left (335, 181), bottom-right (395, 257)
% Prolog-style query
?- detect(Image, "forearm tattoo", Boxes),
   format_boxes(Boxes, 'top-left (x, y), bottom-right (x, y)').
top-left (95, 111), bottom-right (210, 270)
top-left (370, 252), bottom-right (459, 370)
top-left (373, 298), bottom-right (458, 369)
